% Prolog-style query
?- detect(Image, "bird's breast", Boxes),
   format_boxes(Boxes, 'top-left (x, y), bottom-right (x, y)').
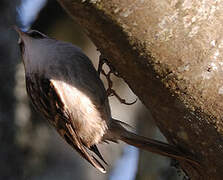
top-left (50, 79), bottom-right (108, 146)
top-left (26, 74), bottom-right (108, 146)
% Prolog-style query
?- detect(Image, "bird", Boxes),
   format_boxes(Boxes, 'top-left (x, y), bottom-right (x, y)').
top-left (14, 26), bottom-right (200, 173)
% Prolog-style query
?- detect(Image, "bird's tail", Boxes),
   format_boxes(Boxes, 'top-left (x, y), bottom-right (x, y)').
top-left (107, 119), bottom-right (201, 169)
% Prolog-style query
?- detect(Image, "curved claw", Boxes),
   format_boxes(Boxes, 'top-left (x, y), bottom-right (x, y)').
top-left (98, 54), bottom-right (136, 106)
top-left (121, 98), bottom-right (137, 105)
top-left (108, 89), bottom-right (137, 105)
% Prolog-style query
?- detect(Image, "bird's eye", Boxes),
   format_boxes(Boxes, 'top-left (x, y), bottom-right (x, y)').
top-left (27, 30), bottom-right (47, 39)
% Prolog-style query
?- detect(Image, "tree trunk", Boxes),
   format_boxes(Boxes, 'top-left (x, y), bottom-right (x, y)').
top-left (57, 0), bottom-right (223, 179)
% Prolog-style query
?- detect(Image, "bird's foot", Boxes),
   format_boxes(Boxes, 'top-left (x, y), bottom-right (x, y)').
top-left (98, 55), bottom-right (137, 105)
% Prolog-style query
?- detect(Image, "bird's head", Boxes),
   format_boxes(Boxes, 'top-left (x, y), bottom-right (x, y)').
top-left (14, 26), bottom-right (48, 54)
top-left (14, 26), bottom-right (54, 73)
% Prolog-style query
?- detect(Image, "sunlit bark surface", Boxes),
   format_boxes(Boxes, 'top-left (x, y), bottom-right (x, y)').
top-left (57, 0), bottom-right (223, 179)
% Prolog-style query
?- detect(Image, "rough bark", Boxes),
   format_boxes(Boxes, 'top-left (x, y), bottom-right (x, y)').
top-left (57, 0), bottom-right (223, 179)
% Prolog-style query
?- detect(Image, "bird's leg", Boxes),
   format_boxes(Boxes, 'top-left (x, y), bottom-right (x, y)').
top-left (98, 55), bottom-right (120, 77)
top-left (98, 55), bottom-right (137, 105)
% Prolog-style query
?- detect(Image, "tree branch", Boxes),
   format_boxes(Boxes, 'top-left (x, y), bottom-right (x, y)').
top-left (57, 0), bottom-right (223, 179)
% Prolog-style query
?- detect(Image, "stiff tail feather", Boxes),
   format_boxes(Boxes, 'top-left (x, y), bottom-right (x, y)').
top-left (109, 119), bottom-right (201, 169)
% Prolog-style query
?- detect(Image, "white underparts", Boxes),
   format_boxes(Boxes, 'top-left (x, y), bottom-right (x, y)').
top-left (51, 79), bottom-right (108, 146)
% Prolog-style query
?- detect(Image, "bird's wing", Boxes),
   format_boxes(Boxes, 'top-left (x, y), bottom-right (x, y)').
top-left (65, 123), bottom-right (106, 173)
top-left (26, 75), bottom-right (106, 173)
top-left (48, 79), bottom-right (107, 173)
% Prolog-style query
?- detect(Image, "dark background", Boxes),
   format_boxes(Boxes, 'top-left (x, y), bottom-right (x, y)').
top-left (0, 0), bottom-right (181, 179)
